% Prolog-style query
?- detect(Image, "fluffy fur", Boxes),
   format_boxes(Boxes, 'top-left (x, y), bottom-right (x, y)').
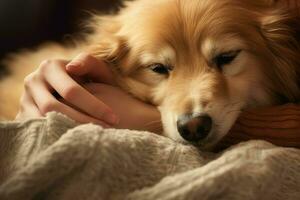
top-left (1, 0), bottom-right (300, 148)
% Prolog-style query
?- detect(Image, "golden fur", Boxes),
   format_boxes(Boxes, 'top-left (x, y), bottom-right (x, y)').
top-left (1, 0), bottom-right (300, 148)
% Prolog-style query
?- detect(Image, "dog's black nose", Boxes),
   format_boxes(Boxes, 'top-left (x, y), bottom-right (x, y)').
top-left (177, 114), bottom-right (212, 142)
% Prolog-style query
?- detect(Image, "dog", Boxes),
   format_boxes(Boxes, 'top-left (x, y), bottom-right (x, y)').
top-left (1, 0), bottom-right (300, 149)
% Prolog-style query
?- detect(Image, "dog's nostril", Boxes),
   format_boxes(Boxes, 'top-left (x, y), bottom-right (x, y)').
top-left (177, 114), bottom-right (212, 142)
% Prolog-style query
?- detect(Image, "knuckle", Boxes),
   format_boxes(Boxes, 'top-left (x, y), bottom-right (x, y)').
top-left (62, 85), bottom-right (79, 101)
top-left (19, 94), bottom-right (26, 104)
top-left (16, 111), bottom-right (21, 117)
top-left (39, 59), bottom-right (53, 72)
top-left (18, 105), bottom-right (25, 113)
top-left (23, 75), bottom-right (32, 85)
top-left (39, 59), bottom-right (52, 67)
top-left (72, 53), bottom-right (96, 66)
top-left (80, 53), bottom-right (93, 61)
top-left (16, 112), bottom-right (23, 120)
top-left (38, 59), bottom-right (64, 72)
top-left (23, 73), bottom-right (36, 87)
top-left (40, 100), bottom-right (57, 115)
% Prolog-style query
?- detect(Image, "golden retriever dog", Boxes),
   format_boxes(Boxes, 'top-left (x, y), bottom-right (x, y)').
top-left (1, 0), bottom-right (300, 148)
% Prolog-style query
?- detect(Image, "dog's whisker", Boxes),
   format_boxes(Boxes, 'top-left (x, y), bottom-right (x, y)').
top-left (143, 120), bottom-right (162, 128)
top-left (144, 119), bottom-right (162, 126)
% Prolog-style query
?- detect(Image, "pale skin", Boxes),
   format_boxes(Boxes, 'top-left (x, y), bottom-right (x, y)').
top-left (17, 53), bottom-right (162, 133)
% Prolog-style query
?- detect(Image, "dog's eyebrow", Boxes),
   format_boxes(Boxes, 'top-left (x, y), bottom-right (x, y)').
top-left (201, 37), bottom-right (246, 59)
top-left (140, 53), bottom-right (157, 65)
top-left (140, 47), bottom-right (176, 66)
top-left (201, 39), bottom-right (215, 59)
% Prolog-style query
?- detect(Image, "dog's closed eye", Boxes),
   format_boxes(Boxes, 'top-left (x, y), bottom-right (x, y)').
top-left (149, 63), bottom-right (173, 75)
top-left (214, 50), bottom-right (241, 70)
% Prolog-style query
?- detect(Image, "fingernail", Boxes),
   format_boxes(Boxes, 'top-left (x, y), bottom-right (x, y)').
top-left (104, 112), bottom-right (119, 125)
top-left (66, 61), bottom-right (82, 71)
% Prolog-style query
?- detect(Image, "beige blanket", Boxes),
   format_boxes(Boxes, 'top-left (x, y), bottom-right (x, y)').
top-left (0, 112), bottom-right (299, 200)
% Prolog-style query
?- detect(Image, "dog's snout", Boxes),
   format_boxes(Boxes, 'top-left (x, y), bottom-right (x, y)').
top-left (177, 114), bottom-right (212, 142)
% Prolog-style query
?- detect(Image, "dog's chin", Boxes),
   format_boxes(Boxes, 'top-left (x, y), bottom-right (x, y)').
top-left (196, 130), bottom-right (228, 150)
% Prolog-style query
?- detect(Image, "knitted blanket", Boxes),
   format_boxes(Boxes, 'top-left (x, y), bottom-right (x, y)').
top-left (0, 112), bottom-right (299, 200)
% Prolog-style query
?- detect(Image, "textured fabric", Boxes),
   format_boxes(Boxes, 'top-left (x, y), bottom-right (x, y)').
top-left (221, 104), bottom-right (300, 149)
top-left (0, 112), bottom-right (299, 200)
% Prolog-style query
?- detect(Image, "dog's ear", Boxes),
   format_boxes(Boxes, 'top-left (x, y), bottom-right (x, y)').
top-left (260, 2), bottom-right (300, 45)
top-left (259, 3), bottom-right (300, 102)
top-left (86, 15), bottom-right (130, 65)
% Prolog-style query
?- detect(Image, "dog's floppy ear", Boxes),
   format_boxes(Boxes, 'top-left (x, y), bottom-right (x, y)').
top-left (260, 3), bottom-right (300, 63)
top-left (86, 15), bottom-right (130, 65)
top-left (259, 3), bottom-right (300, 102)
top-left (260, 2), bottom-right (300, 45)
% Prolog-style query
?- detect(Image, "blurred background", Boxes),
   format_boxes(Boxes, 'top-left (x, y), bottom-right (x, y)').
top-left (1, 0), bottom-right (299, 59)
top-left (0, 0), bottom-right (299, 77)
top-left (0, 0), bottom-right (121, 75)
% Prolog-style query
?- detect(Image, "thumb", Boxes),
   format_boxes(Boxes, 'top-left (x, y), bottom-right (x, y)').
top-left (66, 53), bottom-right (116, 85)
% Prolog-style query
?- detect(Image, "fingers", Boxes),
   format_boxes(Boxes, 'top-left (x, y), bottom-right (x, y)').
top-left (25, 74), bottom-right (110, 127)
top-left (40, 60), bottom-right (119, 125)
top-left (20, 58), bottom-right (119, 126)
top-left (66, 53), bottom-right (116, 85)
top-left (16, 92), bottom-right (42, 120)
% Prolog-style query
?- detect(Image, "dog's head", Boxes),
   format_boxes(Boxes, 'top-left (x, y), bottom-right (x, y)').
top-left (88, 0), bottom-right (300, 148)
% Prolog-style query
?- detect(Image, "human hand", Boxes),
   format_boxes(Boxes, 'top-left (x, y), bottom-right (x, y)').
top-left (16, 53), bottom-right (119, 127)
top-left (83, 83), bottom-right (162, 132)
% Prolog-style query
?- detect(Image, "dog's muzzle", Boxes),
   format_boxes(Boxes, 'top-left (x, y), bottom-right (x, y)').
top-left (177, 114), bottom-right (212, 142)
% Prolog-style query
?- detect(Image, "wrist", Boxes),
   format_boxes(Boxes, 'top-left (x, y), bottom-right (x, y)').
top-left (141, 105), bottom-right (163, 133)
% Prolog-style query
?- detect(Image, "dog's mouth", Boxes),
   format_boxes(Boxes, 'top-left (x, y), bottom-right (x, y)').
top-left (161, 104), bottom-right (243, 149)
